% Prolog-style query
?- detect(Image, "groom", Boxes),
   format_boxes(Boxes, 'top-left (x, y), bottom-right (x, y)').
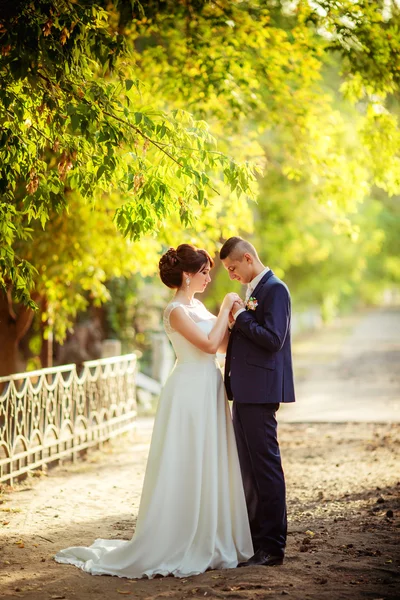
top-left (220, 237), bottom-right (295, 567)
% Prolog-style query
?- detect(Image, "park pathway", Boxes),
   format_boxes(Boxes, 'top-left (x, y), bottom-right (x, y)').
top-left (0, 306), bottom-right (399, 600)
top-left (280, 306), bottom-right (400, 423)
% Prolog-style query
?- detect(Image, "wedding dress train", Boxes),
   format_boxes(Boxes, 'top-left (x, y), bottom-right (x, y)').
top-left (55, 299), bottom-right (253, 578)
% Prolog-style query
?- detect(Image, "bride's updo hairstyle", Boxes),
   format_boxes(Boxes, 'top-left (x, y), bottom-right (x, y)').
top-left (159, 244), bottom-right (214, 289)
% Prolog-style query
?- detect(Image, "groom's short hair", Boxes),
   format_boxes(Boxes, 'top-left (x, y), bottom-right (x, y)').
top-left (219, 237), bottom-right (258, 261)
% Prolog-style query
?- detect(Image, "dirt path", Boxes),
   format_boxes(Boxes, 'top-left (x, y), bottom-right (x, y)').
top-left (280, 307), bottom-right (400, 422)
top-left (1, 309), bottom-right (399, 600)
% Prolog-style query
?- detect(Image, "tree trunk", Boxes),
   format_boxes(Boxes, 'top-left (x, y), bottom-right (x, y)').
top-left (0, 292), bottom-right (36, 377)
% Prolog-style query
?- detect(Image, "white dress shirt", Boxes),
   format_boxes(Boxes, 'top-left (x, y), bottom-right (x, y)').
top-left (233, 267), bottom-right (270, 320)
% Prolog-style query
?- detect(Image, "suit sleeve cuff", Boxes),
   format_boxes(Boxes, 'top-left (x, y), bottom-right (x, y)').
top-left (233, 307), bottom-right (246, 320)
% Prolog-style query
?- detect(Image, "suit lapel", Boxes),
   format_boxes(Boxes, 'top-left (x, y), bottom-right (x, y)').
top-left (251, 269), bottom-right (274, 299)
top-left (231, 270), bottom-right (274, 330)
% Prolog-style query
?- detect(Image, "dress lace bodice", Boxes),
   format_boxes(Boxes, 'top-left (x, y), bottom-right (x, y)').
top-left (164, 299), bottom-right (215, 333)
top-left (163, 299), bottom-right (217, 363)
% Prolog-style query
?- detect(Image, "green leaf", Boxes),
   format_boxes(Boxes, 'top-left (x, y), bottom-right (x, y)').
top-left (97, 165), bottom-right (106, 180)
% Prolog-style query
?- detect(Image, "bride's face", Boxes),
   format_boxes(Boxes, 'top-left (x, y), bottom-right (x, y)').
top-left (187, 263), bottom-right (212, 293)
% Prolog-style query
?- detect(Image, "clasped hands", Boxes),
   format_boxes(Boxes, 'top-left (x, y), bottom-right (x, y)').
top-left (224, 293), bottom-right (245, 326)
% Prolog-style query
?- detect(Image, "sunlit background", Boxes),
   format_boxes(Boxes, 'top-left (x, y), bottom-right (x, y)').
top-left (1, 0), bottom-right (399, 391)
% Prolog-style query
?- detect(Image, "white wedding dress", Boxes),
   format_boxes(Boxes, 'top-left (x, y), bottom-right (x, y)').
top-left (55, 299), bottom-right (253, 578)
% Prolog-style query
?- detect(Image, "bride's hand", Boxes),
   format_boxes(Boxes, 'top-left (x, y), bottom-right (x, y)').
top-left (222, 292), bottom-right (242, 311)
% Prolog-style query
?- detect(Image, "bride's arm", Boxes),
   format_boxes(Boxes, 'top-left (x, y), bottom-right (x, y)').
top-left (169, 294), bottom-right (238, 355)
top-left (217, 306), bottom-right (236, 354)
top-left (217, 329), bottom-right (230, 354)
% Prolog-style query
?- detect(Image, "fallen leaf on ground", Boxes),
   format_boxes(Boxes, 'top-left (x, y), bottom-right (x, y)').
top-left (31, 470), bottom-right (47, 478)
top-left (117, 591), bottom-right (133, 595)
top-left (305, 530), bottom-right (315, 537)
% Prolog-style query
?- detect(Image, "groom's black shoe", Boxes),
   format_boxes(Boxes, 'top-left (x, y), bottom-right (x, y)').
top-left (238, 549), bottom-right (284, 568)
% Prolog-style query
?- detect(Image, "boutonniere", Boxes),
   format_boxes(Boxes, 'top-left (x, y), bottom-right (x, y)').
top-left (246, 296), bottom-right (258, 311)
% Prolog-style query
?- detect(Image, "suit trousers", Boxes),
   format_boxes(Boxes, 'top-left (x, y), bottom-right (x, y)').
top-left (232, 401), bottom-right (287, 557)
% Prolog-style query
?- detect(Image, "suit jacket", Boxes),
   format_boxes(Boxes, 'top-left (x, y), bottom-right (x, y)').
top-left (224, 270), bottom-right (295, 404)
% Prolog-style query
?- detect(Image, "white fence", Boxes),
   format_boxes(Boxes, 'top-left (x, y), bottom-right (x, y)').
top-left (0, 354), bottom-right (137, 484)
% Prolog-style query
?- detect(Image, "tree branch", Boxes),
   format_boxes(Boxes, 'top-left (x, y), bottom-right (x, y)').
top-left (102, 109), bottom-right (186, 168)
top-left (6, 107), bottom-right (54, 146)
top-left (38, 69), bottom-right (222, 193)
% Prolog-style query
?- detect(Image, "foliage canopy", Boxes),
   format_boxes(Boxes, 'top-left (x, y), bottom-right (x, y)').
top-left (0, 0), bottom-right (399, 364)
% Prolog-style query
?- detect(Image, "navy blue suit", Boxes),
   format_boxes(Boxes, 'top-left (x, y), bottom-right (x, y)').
top-left (225, 269), bottom-right (295, 556)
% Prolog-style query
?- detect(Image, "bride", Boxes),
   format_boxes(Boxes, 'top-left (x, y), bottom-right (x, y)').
top-left (55, 243), bottom-right (253, 579)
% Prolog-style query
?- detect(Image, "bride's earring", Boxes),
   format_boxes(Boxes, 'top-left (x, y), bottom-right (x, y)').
top-left (186, 277), bottom-right (191, 288)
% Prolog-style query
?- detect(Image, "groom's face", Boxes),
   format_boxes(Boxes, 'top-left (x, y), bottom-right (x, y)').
top-left (222, 254), bottom-right (253, 285)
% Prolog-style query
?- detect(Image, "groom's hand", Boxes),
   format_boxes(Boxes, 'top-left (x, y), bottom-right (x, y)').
top-left (232, 300), bottom-right (245, 316)
top-left (229, 300), bottom-right (244, 329)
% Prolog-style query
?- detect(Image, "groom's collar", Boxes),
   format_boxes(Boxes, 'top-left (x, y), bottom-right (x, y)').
top-left (250, 268), bottom-right (274, 297)
top-left (248, 267), bottom-right (270, 293)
